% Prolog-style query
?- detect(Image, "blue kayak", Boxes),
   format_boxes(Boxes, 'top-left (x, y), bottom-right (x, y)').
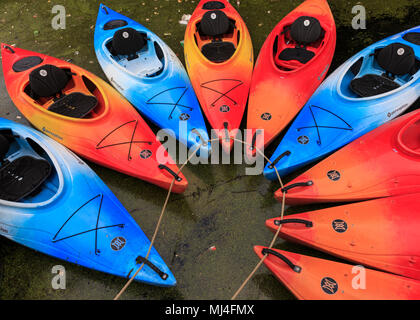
top-left (0, 118), bottom-right (175, 286)
top-left (94, 4), bottom-right (210, 156)
top-left (265, 26), bottom-right (420, 180)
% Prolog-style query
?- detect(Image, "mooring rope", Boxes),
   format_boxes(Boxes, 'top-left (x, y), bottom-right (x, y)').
top-left (114, 137), bottom-right (286, 300)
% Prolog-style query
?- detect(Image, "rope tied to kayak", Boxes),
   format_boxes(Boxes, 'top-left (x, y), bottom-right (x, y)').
top-left (113, 136), bottom-right (287, 300)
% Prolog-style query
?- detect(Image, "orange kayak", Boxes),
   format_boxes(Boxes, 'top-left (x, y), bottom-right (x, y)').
top-left (276, 110), bottom-right (420, 204)
top-left (1, 44), bottom-right (187, 193)
top-left (246, 0), bottom-right (336, 156)
top-left (255, 246), bottom-right (420, 300)
top-left (267, 193), bottom-right (420, 280)
top-left (184, 0), bottom-right (254, 153)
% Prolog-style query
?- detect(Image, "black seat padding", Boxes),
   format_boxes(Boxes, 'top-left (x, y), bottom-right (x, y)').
top-left (0, 156), bottom-right (52, 202)
top-left (0, 134), bottom-right (10, 160)
top-left (376, 43), bottom-right (416, 76)
top-left (29, 65), bottom-right (70, 98)
top-left (104, 19), bottom-right (128, 31)
top-left (202, 42), bottom-right (236, 63)
top-left (48, 92), bottom-right (98, 118)
top-left (350, 74), bottom-right (400, 97)
top-left (203, 1), bottom-right (225, 10)
top-left (403, 32), bottom-right (420, 46)
top-left (278, 47), bottom-right (315, 64)
top-left (200, 10), bottom-right (230, 37)
top-left (290, 16), bottom-right (322, 45)
top-left (112, 27), bottom-right (147, 56)
top-left (277, 16), bottom-right (322, 64)
top-left (13, 56), bottom-right (43, 73)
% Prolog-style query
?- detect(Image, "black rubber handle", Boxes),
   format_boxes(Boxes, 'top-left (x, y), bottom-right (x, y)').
top-left (262, 248), bottom-right (302, 273)
top-left (282, 181), bottom-right (313, 193)
top-left (274, 218), bottom-right (313, 228)
top-left (268, 151), bottom-right (291, 169)
top-left (158, 164), bottom-right (182, 182)
top-left (3, 45), bottom-right (15, 54)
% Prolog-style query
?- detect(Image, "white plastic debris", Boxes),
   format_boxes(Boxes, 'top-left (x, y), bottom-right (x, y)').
top-left (179, 14), bottom-right (191, 25)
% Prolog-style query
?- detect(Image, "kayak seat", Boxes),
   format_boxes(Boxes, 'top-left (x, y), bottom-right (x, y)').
top-left (0, 133), bottom-right (10, 160)
top-left (29, 65), bottom-right (98, 118)
top-left (48, 92), bottom-right (98, 118)
top-left (111, 27), bottom-right (147, 61)
top-left (201, 41), bottom-right (236, 63)
top-left (350, 43), bottom-right (417, 97)
top-left (0, 156), bottom-right (51, 202)
top-left (198, 10), bottom-right (237, 63)
top-left (350, 74), bottom-right (400, 97)
top-left (276, 16), bottom-right (323, 67)
top-left (278, 47), bottom-right (315, 64)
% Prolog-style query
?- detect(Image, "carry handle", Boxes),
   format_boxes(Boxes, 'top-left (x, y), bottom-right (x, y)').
top-left (262, 248), bottom-right (302, 273)
top-left (274, 218), bottom-right (313, 228)
top-left (281, 181), bottom-right (313, 193)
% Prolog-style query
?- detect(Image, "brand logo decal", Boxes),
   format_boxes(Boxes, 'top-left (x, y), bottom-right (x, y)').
top-left (332, 219), bottom-right (348, 233)
top-left (388, 104), bottom-right (408, 118)
top-left (111, 237), bottom-right (126, 251)
top-left (321, 277), bottom-right (338, 294)
top-left (327, 170), bottom-right (341, 181)
top-left (261, 113), bottom-right (272, 121)
top-left (140, 149), bottom-right (152, 159)
top-left (179, 113), bottom-right (190, 121)
top-left (297, 136), bottom-right (309, 145)
top-left (220, 105), bottom-right (230, 113)
top-left (42, 127), bottom-right (63, 140)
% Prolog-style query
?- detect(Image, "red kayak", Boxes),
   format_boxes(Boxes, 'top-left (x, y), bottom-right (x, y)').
top-left (1, 44), bottom-right (187, 193)
top-left (246, 0), bottom-right (336, 156)
top-left (267, 193), bottom-right (420, 280)
top-left (276, 110), bottom-right (420, 204)
top-left (255, 246), bottom-right (420, 300)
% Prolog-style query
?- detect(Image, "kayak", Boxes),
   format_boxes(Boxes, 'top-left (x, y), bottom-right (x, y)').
top-left (246, 0), bottom-right (336, 157)
top-left (184, 0), bottom-right (254, 153)
top-left (0, 117), bottom-right (175, 286)
top-left (1, 44), bottom-right (187, 193)
top-left (94, 5), bottom-right (211, 157)
top-left (254, 246), bottom-right (420, 300)
top-left (275, 110), bottom-right (420, 204)
top-left (264, 26), bottom-right (420, 180)
top-left (266, 193), bottom-right (420, 280)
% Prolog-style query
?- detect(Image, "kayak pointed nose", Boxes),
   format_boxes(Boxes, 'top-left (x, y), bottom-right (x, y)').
top-left (188, 128), bottom-right (212, 158)
top-left (264, 149), bottom-right (295, 180)
top-left (131, 256), bottom-right (177, 287)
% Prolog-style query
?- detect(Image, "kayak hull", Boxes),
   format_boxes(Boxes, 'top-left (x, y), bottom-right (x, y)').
top-left (94, 5), bottom-right (210, 156)
top-left (276, 110), bottom-right (420, 204)
top-left (267, 193), bottom-right (420, 280)
top-left (184, 0), bottom-right (254, 153)
top-left (255, 246), bottom-right (420, 300)
top-left (264, 26), bottom-right (420, 180)
top-left (0, 118), bottom-right (175, 286)
top-left (247, 0), bottom-right (336, 157)
top-left (1, 44), bottom-right (187, 193)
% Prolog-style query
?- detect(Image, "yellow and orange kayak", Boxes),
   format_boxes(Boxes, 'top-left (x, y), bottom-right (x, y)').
top-left (1, 44), bottom-right (187, 193)
top-left (184, 0), bottom-right (254, 152)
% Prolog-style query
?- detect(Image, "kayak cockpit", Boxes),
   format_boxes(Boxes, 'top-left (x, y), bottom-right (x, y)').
top-left (398, 117), bottom-right (420, 156)
top-left (194, 9), bottom-right (238, 63)
top-left (104, 27), bottom-right (165, 78)
top-left (273, 16), bottom-right (327, 71)
top-left (340, 43), bottom-right (419, 99)
top-left (0, 130), bottom-right (59, 204)
top-left (22, 64), bottom-right (106, 119)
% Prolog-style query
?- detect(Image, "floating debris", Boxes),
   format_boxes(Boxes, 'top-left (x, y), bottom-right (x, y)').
top-left (179, 14), bottom-right (191, 25)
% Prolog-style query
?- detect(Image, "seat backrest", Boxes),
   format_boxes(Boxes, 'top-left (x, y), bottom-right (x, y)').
top-left (112, 27), bottom-right (146, 56)
top-left (376, 43), bottom-right (416, 76)
top-left (290, 16), bottom-right (322, 45)
top-left (199, 10), bottom-right (230, 37)
top-left (0, 134), bottom-right (10, 161)
top-left (29, 65), bottom-right (70, 98)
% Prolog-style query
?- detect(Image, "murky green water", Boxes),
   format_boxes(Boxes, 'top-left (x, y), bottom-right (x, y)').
top-left (0, 0), bottom-right (418, 300)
